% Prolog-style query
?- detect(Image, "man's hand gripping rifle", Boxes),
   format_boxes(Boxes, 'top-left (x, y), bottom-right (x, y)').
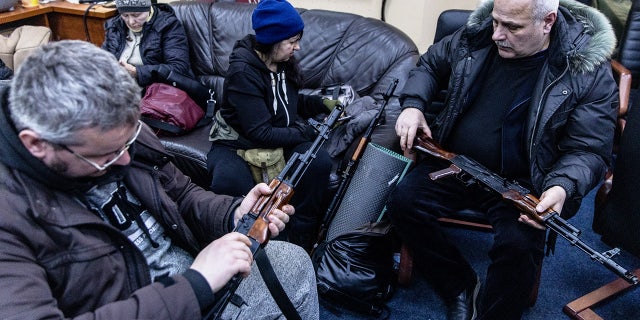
top-left (205, 104), bottom-right (345, 320)
top-left (412, 131), bottom-right (639, 285)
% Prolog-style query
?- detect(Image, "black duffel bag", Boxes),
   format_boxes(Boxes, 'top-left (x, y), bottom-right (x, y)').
top-left (312, 220), bottom-right (395, 318)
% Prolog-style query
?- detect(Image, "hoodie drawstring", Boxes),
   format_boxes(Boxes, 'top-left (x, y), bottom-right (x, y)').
top-left (270, 73), bottom-right (278, 114)
top-left (271, 71), bottom-right (291, 126)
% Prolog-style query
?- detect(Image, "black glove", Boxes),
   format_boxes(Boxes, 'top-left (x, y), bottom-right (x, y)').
top-left (294, 121), bottom-right (318, 140)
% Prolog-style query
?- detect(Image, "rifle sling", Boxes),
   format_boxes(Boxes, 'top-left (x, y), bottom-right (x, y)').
top-left (255, 248), bottom-right (302, 320)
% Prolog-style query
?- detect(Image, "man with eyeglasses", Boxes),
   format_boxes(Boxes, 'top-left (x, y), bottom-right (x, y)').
top-left (0, 40), bottom-right (319, 319)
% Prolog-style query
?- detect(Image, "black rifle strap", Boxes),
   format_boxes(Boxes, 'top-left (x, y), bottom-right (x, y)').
top-left (254, 248), bottom-right (301, 320)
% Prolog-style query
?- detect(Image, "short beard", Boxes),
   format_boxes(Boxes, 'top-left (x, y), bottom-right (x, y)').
top-left (49, 157), bottom-right (69, 175)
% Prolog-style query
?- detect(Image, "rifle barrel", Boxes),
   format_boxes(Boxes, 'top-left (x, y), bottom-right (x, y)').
top-left (545, 217), bottom-right (639, 284)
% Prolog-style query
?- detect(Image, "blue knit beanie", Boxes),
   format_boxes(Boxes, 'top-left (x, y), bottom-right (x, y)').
top-left (252, 0), bottom-right (304, 45)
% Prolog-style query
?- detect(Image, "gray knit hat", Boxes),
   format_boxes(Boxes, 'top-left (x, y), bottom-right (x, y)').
top-left (115, 0), bottom-right (151, 13)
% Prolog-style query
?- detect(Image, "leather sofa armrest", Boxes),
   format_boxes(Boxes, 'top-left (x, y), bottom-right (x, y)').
top-left (13, 26), bottom-right (51, 71)
top-left (0, 26), bottom-right (51, 71)
top-left (160, 125), bottom-right (212, 189)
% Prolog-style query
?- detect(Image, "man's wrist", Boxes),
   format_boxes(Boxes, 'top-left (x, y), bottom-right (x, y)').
top-left (183, 269), bottom-right (216, 312)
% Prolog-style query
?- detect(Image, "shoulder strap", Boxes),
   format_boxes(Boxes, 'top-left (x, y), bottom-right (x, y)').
top-left (254, 248), bottom-right (302, 320)
top-left (141, 116), bottom-right (186, 135)
top-left (194, 90), bottom-right (216, 129)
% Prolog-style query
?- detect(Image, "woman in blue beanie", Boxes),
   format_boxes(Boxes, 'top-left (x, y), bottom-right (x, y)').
top-left (207, 0), bottom-right (334, 252)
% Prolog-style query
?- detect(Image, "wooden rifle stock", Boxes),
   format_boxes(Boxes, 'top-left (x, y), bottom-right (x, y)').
top-left (204, 104), bottom-right (344, 320)
top-left (245, 179), bottom-right (294, 245)
top-left (412, 130), bottom-right (639, 284)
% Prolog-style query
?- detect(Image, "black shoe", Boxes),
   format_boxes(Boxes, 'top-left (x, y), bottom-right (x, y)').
top-left (446, 277), bottom-right (480, 320)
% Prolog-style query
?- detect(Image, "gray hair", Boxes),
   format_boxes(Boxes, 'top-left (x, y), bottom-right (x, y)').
top-left (9, 40), bottom-right (141, 144)
top-left (532, 0), bottom-right (559, 22)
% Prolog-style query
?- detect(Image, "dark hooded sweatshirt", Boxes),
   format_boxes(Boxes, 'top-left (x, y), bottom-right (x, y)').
top-left (218, 34), bottom-right (329, 150)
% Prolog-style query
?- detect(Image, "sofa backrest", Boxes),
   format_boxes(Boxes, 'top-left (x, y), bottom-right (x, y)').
top-left (171, 1), bottom-right (419, 104)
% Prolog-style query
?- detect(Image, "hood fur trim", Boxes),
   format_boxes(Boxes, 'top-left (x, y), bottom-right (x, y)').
top-left (467, 0), bottom-right (616, 74)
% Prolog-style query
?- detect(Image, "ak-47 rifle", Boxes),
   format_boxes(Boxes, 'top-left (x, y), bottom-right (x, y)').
top-left (204, 104), bottom-right (345, 320)
top-left (315, 79), bottom-right (399, 245)
top-left (412, 131), bottom-right (639, 285)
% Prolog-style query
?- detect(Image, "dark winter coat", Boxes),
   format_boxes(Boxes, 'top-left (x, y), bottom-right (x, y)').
top-left (102, 4), bottom-right (194, 87)
top-left (0, 58), bottom-right (12, 80)
top-left (400, 0), bottom-right (619, 217)
top-left (0, 86), bottom-right (239, 319)
top-left (218, 35), bottom-right (329, 149)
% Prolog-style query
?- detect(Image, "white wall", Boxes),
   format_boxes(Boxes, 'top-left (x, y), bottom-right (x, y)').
top-left (288, 0), bottom-right (481, 52)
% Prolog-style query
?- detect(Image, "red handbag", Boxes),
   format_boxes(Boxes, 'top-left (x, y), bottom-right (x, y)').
top-left (140, 82), bottom-right (205, 135)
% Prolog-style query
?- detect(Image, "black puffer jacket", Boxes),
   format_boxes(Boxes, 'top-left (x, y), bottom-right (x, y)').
top-left (102, 4), bottom-right (194, 87)
top-left (218, 34), bottom-right (329, 149)
top-left (400, 0), bottom-right (618, 217)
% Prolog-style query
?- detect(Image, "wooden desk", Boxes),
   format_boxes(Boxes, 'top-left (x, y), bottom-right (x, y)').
top-left (0, 1), bottom-right (117, 46)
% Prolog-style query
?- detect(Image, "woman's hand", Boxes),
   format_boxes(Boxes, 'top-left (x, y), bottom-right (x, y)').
top-left (119, 60), bottom-right (137, 79)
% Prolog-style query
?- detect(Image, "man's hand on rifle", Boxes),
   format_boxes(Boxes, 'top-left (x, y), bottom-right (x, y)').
top-left (190, 232), bottom-right (254, 293)
top-left (234, 183), bottom-right (295, 236)
top-left (395, 107), bottom-right (430, 152)
top-left (518, 185), bottom-right (567, 230)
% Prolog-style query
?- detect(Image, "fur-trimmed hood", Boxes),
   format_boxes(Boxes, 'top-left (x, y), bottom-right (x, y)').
top-left (466, 0), bottom-right (616, 74)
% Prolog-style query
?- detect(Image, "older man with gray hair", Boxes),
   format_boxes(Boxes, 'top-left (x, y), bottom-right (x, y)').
top-left (389, 0), bottom-right (618, 319)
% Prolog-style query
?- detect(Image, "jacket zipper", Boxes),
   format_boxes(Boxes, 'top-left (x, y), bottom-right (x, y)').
top-left (528, 57), bottom-right (569, 159)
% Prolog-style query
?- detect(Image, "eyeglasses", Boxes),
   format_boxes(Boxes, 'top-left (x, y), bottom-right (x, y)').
top-left (56, 120), bottom-right (142, 171)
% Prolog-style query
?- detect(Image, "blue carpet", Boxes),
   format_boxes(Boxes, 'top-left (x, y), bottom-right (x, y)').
top-left (319, 188), bottom-right (640, 319)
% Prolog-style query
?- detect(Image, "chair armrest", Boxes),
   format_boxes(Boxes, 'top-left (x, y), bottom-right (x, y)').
top-left (611, 59), bottom-right (631, 119)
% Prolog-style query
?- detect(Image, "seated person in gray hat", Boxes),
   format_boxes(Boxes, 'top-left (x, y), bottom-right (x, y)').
top-left (0, 40), bottom-right (319, 320)
top-left (102, 0), bottom-right (194, 87)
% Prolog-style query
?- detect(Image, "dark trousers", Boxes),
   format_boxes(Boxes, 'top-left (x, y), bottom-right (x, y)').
top-left (207, 142), bottom-right (332, 250)
top-left (387, 159), bottom-right (545, 320)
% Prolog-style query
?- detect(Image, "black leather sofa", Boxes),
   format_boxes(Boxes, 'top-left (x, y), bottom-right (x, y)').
top-left (160, 1), bottom-right (419, 188)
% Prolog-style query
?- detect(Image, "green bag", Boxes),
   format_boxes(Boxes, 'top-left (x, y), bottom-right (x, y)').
top-left (209, 110), bottom-right (239, 142)
top-left (237, 148), bottom-right (286, 184)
